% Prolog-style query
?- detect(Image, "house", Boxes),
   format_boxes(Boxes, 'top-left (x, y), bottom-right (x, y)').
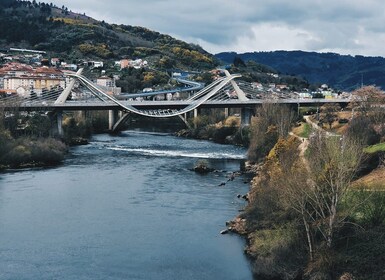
top-left (117, 59), bottom-right (148, 70)
top-left (298, 92), bottom-right (312, 99)
top-left (60, 62), bottom-right (78, 71)
top-left (120, 59), bottom-right (130, 69)
top-left (276, 84), bottom-right (288, 91)
top-left (97, 76), bottom-right (114, 88)
top-left (251, 82), bottom-right (263, 90)
top-left (96, 76), bottom-right (121, 95)
top-left (0, 63), bottom-right (66, 98)
top-left (86, 61), bottom-right (104, 68)
top-left (51, 58), bottom-right (60, 66)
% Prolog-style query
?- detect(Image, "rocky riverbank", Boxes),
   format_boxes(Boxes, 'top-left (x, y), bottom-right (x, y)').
top-left (0, 135), bottom-right (68, 170)
top-left (227, 153), bottom-right (385, 280)
top-left (175, 116), bottom-right (249, 146)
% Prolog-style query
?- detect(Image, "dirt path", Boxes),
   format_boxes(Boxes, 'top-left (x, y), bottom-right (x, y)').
top-left (289, 132), bottom-right (309, 158)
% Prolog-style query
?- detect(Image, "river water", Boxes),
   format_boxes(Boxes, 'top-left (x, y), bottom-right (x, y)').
top-left (0, 131), bottom-right (253, 280)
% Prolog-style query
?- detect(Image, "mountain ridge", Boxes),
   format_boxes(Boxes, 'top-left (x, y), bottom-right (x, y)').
top-left (215, 50), bottom-right (385, 90)
top-left (0, 0), bottom-right (217, 70)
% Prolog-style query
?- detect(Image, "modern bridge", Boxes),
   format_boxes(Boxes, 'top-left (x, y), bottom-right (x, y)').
top-left (0, 69), bottom-right (350, 134)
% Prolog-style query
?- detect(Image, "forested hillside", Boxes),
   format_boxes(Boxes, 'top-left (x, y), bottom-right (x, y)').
top-left (215, 51), bottom-right (385, 90)
top-left (0, 0), bottom-right (217, 70)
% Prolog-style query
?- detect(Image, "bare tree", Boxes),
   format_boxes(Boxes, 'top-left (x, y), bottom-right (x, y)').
top-left (247, 103), bottom-right (296, 161)
top-left (306, 132), bottom-right (364, 248)
top-left (267, 137), bottom-right (316, 260)
top-left (321, 103), bottom-right (340, 129)
top-left (268, 132), bottom-right (365, 261)
top-left (350, 85), bottom-right (385, 117)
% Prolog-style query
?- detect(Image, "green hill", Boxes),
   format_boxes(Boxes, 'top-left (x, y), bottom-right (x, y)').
top-left (0, 0), bottom-right (217, 70)
top-left (215, 51), bottom-right (385, 91)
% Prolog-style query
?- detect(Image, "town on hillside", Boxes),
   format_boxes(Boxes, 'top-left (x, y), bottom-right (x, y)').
top-left (0, 48), bottom-right (350, 101)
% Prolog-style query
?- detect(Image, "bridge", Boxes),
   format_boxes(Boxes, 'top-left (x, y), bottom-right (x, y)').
top-left (0, 69), bottom-right (350, 135)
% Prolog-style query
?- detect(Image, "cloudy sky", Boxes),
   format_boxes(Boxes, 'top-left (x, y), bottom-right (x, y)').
top-left (48, 0), bottom-right (385, 57)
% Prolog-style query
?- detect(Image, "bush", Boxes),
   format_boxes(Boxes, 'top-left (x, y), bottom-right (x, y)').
top-left (0, 132), bottom-right (67, 167)
top-left (6, 145), bottom-right (32, 167)
top-left (30, 138), bottom-right (67, 164)
top-left (347, 190), bottom-right (385, 227)
top-left (212, 126), bottom-right (236, 143)
top-left (346, 116), bottom-right (380, 145)
top-left (224, 116), bottom-right (240, 127)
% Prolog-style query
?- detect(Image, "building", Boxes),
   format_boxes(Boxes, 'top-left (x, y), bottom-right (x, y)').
top-left (116, 59), bottom-right (148, 70)
top-left (51, 58), bottom-right (60, 66)
top-left (119, 59), bottom-right (130, 69)
top-left (96, 76), bottom-right (121, 95)
top-left (86, 61), bottom-right (104, 68)
top-left (97, 76), bottom-right (115, 88)
top-left (0, 62), bottom-right (66, 98)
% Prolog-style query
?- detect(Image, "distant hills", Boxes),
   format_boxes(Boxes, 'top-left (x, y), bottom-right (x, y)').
top-left (3, 0), bottom-right (385, 92)
top-left (215, 51), bottom-right (385, 91)
top-left (0, 0), bottom-right (217, 70)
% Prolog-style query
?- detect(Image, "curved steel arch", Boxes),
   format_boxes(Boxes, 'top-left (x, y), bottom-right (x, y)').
top-left (65, 72), bottom-right (242, 118)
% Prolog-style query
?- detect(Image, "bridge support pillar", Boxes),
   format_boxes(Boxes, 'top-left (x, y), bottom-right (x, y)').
top-left (241, 107), bottom-right (253, 126)
top-left (77, 110), bottom-right (86, 121)
top-left (194, 108), bottom-right (199, 119)
top-left (193, 108), bottom-right (201, 129)
top-left (224, 108), bottom-right (229, 118)
top-left (109, 110), bottom-right (119, 131)
top-left (57, 111), bottom-right (64, 137)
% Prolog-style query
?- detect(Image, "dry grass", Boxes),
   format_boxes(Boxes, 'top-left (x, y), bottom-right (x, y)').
top-left (292, 123), bottom-right (305, 136)
top-left (308, 111), bottom-right (351, 134)
top-left (352, 167), bottom-right (385, 190)
top-left (223, 115), bottom-right (241, 127)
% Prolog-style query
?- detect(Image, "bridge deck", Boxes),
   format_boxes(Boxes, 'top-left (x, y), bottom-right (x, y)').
top-left (1, 98), bottom-right (350, 111)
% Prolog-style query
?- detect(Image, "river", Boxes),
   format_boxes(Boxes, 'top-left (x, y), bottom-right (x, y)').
top-left (0, 130), bottom-right (253, 280)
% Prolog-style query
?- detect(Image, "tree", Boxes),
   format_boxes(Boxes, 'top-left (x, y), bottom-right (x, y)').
top-left (266, 137), bottom-right (315, 260)
top-left (321, 103), bottom-right (339, 129)
top-left (350, 86), bottom-right (385, 138)
top-left (269, 132), bottom-right (364, 260)
top-left (306, 132), bottom-right (364, 248)
top-left (350, 85), bottom-right (385, 116)
top-left (247, 103), bottom-right (296, 161)
top-left (345, 116), bottom-right (380, 146)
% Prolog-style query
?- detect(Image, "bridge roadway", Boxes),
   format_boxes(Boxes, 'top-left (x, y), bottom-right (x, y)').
top-left (12, 98), bottom-right (349, 111)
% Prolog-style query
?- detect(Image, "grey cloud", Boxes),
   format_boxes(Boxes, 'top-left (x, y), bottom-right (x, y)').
top-left (49, 0), bottom-right (385, 56)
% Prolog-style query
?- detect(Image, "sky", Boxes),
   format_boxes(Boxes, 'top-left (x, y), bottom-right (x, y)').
top-left (48, 0), bottom-right (385, 57)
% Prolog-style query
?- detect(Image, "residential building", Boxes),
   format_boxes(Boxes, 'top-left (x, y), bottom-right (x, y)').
top-left (0, 62), bottom-right (66, 97)
top-left (96, 76), bottom-right (121, 95)
top-left (97, 76), bottom-right (115, 88)
top-left (116, 59), bottom-right (148, 70)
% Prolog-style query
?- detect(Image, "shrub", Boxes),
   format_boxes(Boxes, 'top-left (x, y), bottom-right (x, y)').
top-left (224, 116), bottom-right (240, 127)
top-left (212, 126), bottom-right (236, 144)
top-left (347, 190), bottom-right (385, 227)
top-left (30, 138), bottom-right (67, 164)
top-left (6, 145), bottom-right (32, 167)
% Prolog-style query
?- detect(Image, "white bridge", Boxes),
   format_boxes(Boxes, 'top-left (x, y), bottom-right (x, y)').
top-left (0, 69), bottom-right (350, 134)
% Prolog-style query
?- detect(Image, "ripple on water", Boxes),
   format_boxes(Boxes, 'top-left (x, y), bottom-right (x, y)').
top-left (0, 131), bottom-right (253, 280)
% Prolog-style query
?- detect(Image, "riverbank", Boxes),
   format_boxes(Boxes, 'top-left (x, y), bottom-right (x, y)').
top-left (175, 116), bottom-right (249, 146)
top-left (230, 132), bottom-right (385, 280)
top-left (180, 107), bottom-right (385, 279)
top-left (0, 133), bottom-right (68, 170)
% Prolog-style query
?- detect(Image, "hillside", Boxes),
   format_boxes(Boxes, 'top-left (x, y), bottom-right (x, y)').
top-left (215, 51), bottom-right (385, 91)
top-left (0, 0), bottom-right (217, 70)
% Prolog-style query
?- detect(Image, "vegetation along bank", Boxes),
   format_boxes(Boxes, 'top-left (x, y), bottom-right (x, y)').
top-left (222, 86), bottom-right (385, 280)
top-left (178, 86), bottom-right (385, 280)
